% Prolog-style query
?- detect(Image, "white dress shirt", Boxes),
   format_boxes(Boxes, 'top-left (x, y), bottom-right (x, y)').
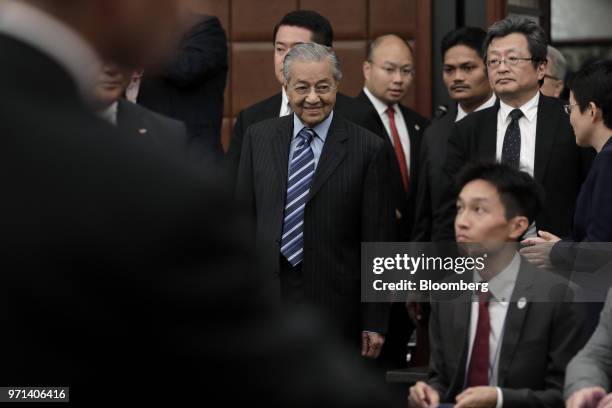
top-left (0, 1), bottom-right (100, 101)
top-left (467, 252), bottom-right (521, 408)
top-left (496, 92), bottom-right (539, 177)
top-left (280, 87), bottom-right (292, 117)
top-left (97, 102), bottom-right (118, 126)
top-left (363, 87), bottom-right (411, 171)
top-left (456, 93), bottom-right (497, 122)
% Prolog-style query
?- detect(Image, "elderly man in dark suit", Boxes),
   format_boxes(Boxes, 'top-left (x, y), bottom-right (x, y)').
top-left (409, 162), bottom-right (588, 408)
top-left (413, 27), bottom-right (495, 242)
top-left (236, 42), bottom-right (395, 357)
top-left (226, 10), bottom-right (357, 181)
top-left (440, 17), bottom-right (593, 242)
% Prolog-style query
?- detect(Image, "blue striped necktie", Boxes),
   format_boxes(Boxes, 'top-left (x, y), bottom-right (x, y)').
top-left (280, 127), bottom-right (316, 266)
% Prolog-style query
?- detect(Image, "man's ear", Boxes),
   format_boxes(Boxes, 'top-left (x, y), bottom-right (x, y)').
top-left (536, 61), bottom-right (547, 81)
top-left (509, 215), bottom-right (530, 240)
top-left (363, 61), bottom-right (371, 81)
top-left (589, 102), bottom-right (602, 123)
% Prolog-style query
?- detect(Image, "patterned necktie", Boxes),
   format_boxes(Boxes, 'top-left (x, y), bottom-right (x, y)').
top-left (466, 291), bottom-right (491, 387)
top-left (385, 106), bottom-right (410, 191)
top-left (280, 127), bottom-right (316, 266)
top-left (501, 108), bottom-right (523, 168)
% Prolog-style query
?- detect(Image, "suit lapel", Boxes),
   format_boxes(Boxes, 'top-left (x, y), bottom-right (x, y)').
top-left (264, 93), bottom-right (283, 120)
top-left (497, 259), bottom-right (534, 385)
top-left (534, 94), bottom-right (557, 185)
top-left (449, 290), bottom-right (472, 395)
top-left (306, 114), bottom-right (348, 202)
top-left (479, 107), bottom-right (498, 159)
top-left (357, 91), bottom-right (389, 140)
top-left (270, 116), bottom-right (293, 192)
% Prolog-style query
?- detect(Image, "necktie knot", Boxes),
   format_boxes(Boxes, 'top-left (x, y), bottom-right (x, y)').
top-left (509, 108), bottom-right (523, 122)
top-left (478, 290), bottom-right (492, 304)
top-left (297, 127), bottom-right (315, 147)
top-left (385, 106), bottom-right (396, 118)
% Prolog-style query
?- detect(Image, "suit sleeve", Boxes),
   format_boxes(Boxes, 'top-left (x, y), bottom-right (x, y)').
top-left (565, 289), bottom-right (612, 398)
top-left (427, 302), bottom-right (451, 399)
top-left (434, 123), bottom-right (465, 241)
top-left (226, 110), bottom-right (246, 183)
top-left (361, 141), bottom-right (394, 333)
top-left (501, 301), bottom-right (589, 408)
top-left (411, 130), bottom-right (433, 241)
top-left (235, 125), bottom-right (256, 238)
top-left (164, 16), bottom-right (228, 87)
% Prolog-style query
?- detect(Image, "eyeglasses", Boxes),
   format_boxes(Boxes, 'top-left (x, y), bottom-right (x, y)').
top-left (291, 83), bottom-right (336, 95)
top-left (563, 103), bottom-right (578, 115)
top-left (486, 57), bottom-right (535, 68)
top-left (544, 74), bottom-right (560, 81)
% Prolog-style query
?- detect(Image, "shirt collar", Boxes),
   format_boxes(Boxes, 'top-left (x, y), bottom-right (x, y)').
top-left (280, 87), bottom-right (292, 116)
top-left (0, 1), bottom-right (100, 101)
top-left (475, 252), bottom-right (521, 302)
top-left (96, 101), bottom-right (118, 126)
top-left (292, 111), bottom-right (333, 143)
top-left (456, 93), bottom-right (497, 122)
top-left (363, 86), bottom-right (397, 116)
top-left (499, 91), bottom-right (540, 124)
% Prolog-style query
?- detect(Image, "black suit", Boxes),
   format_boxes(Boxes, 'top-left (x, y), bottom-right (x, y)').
top-left (0, 33), bottom-right (397, 407)
top-left (236, 112), bottom-right (394, 340)
top-left (227, 91), bottom-right (358, 181)
top-left (442, 94), bottom-right (593, 240)
top-left (350, 90), bottom-right (430, 240)
top-left (138, 14), bottom-right (228, 158)
top-left (412, 104), bottom-right (457, 241)
top-left (116, 98), bottom-right (190, 156)
top-left (428, 259), bottom-right (589, 408)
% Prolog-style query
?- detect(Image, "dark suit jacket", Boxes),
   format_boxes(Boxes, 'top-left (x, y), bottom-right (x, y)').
top-left (226, 91), bottom-right (358, 181)
top-left (412, 104), bottom-right (457, 241)
top-left (138, 14), bottom-right (228, 157)
top-left (236, 113), bottom-right (394, 338)
top-left (349, 90), bottom-right (430, 240)
top-left (117, 98), bottom-right (190, 156)
top-left (428, 259), bottom-right (589, 408)
top-left (442, 94), bottom-right (594, 240)
top-left (0, 34), bottom-right (401, 407)
top-left (550, 136), bottom-right (612, 278)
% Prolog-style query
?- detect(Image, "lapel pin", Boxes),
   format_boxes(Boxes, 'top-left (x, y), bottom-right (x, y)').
top-left (414, 124), bottom-right (420, 131)
top-left (517, 297), bottom-right (527, 309)
top-left (138, 128), bottom-right (148, 135)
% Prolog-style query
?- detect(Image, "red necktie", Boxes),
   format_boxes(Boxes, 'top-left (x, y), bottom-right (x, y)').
top-left (385, 107), bottom-right (410, 192)
top-left (466, 292), bottom-right (491, 387)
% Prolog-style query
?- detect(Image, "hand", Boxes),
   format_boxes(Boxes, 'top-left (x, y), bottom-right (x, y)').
top-left (408, 381), bottom-right (440, 408)
top-left (455, 386), bottom-right (498, 408)
top-left (520, 230), bottom-right (561, 269)
top-left (406, 302), bottom-right (423, 324)
top-left (361, 331), bottom-right (384, 359)
top-left (566, 387), bottom-right (607, 408)
top-left (596, 392), bottom-right (612, 408)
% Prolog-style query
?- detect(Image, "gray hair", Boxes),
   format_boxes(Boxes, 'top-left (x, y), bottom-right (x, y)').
top-left (282, 43), bottom-right (342, 83)
top-left (483, 16), bottom-right (548, 69)
top-left (547, 45), bottom-right (568, 80)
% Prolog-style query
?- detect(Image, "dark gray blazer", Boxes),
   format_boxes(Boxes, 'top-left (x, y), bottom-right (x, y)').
top-left (236, 112), bottom-right (395, 338)
top-left (428, 259), bottom-right (589, 408)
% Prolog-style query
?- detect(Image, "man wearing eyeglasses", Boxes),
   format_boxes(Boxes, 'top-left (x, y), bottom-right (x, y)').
top-left (440, 16), bottom-right (593, 241)
top-left (540, 45), bottom-right (568, 99)
top-left (236, 43), bottom-right (395, 358)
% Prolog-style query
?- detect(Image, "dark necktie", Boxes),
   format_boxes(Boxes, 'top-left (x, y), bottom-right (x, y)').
top-left (280, 127), bottom-right (316, 266)
top-left (501, 108), bottom-right (523, 168)
top-left (385, 106), bottom-right (410, 191)
top-left (466, 292), bottom-right (491, 387)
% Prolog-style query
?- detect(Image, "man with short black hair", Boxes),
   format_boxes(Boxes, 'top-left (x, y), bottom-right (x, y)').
top-left (409, 161), bottom-right (588, 408)
top-left (413, 26), bottom-right (495, 241)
